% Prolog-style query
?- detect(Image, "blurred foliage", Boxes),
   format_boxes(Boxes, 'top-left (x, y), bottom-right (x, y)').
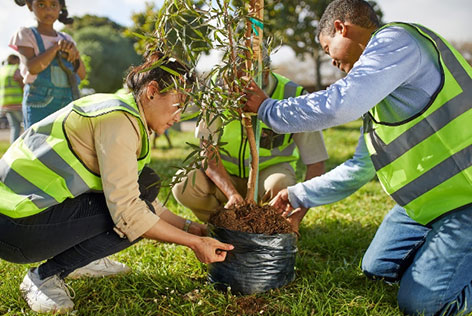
top-left (63, 16), bottom-right (141, 93)
top-left (64, 14), bottom-right (125, 32)
top-left (125, 2), bottom-right (158, 54)
top-left (258, 0), bottom-right (383, 90)
top-left (126, 0), bottom-right (383, 90)
top-left (452, 41), bottom-right (472, 66)
top-left (78, 53), bottom-right (91, 89)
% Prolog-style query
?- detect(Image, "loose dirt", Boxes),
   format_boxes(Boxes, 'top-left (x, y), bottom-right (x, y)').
top-left (208, 203), bottom-right (293, 234)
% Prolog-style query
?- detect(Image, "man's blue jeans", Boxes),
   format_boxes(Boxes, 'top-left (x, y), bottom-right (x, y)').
top-left (362, 204), bottom-right (472, 316)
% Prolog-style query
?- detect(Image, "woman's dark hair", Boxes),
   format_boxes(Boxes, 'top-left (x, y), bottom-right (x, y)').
top-left (15, 0), bottom-right (74, 24)
top-left (317, 0), bottom-right (380, 39)
top-left (126, 51), bottom-right (195, 97)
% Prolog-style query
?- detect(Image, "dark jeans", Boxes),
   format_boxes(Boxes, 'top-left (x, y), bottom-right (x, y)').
top-left (0, 166), bottom-right (160, 279)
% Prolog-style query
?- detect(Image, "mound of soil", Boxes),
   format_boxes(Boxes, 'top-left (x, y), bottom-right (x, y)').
top-left (208, 203), bottom-right (293, 235)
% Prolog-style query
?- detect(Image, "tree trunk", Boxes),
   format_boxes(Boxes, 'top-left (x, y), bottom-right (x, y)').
top-left (245, 0), bottom-right (264, 203)
top-left (313, 48), bottom-right (323, 91)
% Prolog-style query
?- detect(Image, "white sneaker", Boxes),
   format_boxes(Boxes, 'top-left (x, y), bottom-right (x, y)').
top-left (67, 257), bottom-right (131, 279)
top-left (20, 268), bottom-right (75, 314)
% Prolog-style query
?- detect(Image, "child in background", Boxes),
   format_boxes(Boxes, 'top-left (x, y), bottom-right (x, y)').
top-left (9, 0), bottom-right (86, 128)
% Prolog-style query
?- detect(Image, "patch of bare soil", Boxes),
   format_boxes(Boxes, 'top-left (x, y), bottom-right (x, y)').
top-left (209, 203), bottom-right (293, 234)
top-left (233, 296), bottom-right (268, 315)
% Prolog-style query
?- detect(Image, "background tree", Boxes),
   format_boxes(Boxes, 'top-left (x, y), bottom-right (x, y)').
top-left (64, 14), bottom-right (125, 33)
top-left (63, 16), bottom-right (141, 93)
top-left (125, 2), bottom-right (159, 54)
top-left (260, 0), bottom-right (383, 90)
top-left (453, 41), bottom-right (472, 66)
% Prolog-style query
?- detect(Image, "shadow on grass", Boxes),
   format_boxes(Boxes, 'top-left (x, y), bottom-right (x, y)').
top-left (331, 124), bottom-right (362, 133)
top-left (65, 216), bottom-right (399, 316)
top-left (148, 158), bottom-right (190, 181)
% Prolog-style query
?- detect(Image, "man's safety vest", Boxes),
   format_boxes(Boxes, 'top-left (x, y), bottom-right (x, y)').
top-left (0, 64), bottom-right (22, 106)
top-left (0, 93), bottom-right (150, 218)
top-left (363, 23), bottom-right (472, 225)
top-left (220, 73), bottom-right (304, 177)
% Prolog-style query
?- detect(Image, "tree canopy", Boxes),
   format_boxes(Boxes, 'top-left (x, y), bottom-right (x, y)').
top-left (63, 16), bottom-right (141, 93)
top-left (64, 14), bottom-right (125, 33)
top-left (260, 0), bottom-right (383, 89)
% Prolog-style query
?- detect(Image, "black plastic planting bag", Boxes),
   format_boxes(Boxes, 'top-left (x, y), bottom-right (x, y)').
top-left (208, 226), bottom-right (298, 295)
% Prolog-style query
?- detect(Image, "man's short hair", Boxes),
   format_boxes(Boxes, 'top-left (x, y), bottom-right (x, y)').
top-left (316, 0), bottom-right (380, 39)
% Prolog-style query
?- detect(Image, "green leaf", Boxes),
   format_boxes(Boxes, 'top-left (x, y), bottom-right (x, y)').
top-left (159, 65), bottom-right (182, 77)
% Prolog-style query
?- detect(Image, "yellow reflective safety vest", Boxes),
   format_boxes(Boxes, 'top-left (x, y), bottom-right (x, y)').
top-left (0, 92), bottom-right (151, 218)
top-left (0, 64), bottom-right (22, 106)
top-left (363, 23), bottom-right (472, 225)
top-left (220, 73), bottom-right (304, 177)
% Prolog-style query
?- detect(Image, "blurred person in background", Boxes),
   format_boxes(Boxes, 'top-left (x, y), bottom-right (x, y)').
top-left (0, 54), bottom-right (24, 143)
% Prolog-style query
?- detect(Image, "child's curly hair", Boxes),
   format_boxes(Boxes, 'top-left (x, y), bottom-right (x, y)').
top-left (14, 0), bottom-right (74, 24)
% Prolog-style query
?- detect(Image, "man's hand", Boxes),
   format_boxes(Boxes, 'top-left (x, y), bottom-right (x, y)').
top-left (224, 193), bottom-right (245, 209)
top-left (269, 188), bottom-right (293, 214)
top-left (243, 79), bottom-right (269, 113)
top-left (270, 189), bottom-right (308, 235)
top-left (285, 207), bottom-right (308, 236)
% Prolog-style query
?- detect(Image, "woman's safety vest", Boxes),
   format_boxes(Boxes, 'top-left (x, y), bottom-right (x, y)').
top-left (220, 73), bottom-right (304, 177)
top-left (0, 93), bottom-right (151, 218)
top-left (363, 23), bottom-right (472, 225)
top-left (0, 64), bottom-right (23, 106)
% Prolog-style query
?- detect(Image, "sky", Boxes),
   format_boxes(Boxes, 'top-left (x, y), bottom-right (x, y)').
top-left (1, 0), bottom-right (471, 64)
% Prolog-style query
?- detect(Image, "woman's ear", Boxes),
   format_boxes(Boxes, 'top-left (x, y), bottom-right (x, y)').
top-left (146, 81), bottom-right (160, 100)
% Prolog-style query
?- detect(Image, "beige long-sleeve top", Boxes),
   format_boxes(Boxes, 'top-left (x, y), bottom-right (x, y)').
top-left (64, 103), bottom-right (164, 242)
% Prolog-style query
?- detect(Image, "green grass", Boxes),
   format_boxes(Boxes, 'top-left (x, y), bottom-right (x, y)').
top-left (0, 121), bottom-right (403, 315)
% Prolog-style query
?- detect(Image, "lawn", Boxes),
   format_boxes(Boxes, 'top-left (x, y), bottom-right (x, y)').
top-left (0, 120), bottom-right (402, 315)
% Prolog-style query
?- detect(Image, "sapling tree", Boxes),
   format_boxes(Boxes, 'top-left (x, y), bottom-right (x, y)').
top-left (138, 0), bottom-right (265, 205)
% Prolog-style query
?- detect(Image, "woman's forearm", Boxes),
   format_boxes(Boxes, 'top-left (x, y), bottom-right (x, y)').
top-left (159, 209), bottom-right (186, 229)
top-left (142, 217), bottom-right (200, 248)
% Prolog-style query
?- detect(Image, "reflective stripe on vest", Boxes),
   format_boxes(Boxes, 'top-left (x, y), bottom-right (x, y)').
top-left (364, 23), bottom-right (472, 225)
top-left (220, 73), bottom-right (303, 177)
top-left (0, 92), bottom-right (150, 218)
top-left (0, 64), bottom-right (22, 106)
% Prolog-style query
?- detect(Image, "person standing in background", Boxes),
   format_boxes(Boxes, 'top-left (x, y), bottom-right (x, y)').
top-left (0, 54), bottom-right (24, 143)
top-left (9, 0), bottom-right (86, 128)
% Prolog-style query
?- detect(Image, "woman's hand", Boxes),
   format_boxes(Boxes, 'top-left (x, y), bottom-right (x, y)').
top-left (191, 237), bottom-right (234, 264)
top-left (188, 221), bottom-right (208, 236)
top-left (142, 217), bottom-right (232, 264)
